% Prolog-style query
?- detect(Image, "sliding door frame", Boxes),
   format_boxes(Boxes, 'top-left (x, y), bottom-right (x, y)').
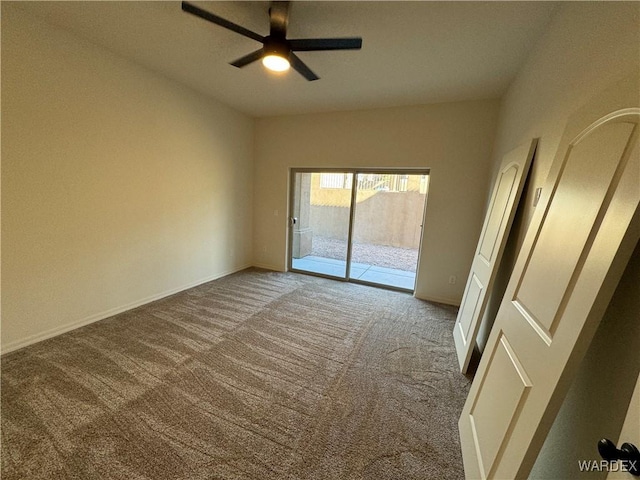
top-left (288, 167), bottom-right (431, 293)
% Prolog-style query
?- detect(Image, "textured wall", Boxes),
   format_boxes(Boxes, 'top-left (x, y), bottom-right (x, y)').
top-left (1, 6), bottom-right (255, 351)
top-left (254, 99), bottom-right (500, 304)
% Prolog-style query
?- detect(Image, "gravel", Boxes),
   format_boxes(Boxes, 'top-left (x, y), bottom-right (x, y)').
top-left (311, 236), bottom-right (419, 272)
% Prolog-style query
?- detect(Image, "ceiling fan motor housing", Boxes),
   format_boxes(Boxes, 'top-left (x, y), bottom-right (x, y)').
top-left (263, 37), bottom-right (291, 60)
top-left (181, 1), bottom-right (362, 81)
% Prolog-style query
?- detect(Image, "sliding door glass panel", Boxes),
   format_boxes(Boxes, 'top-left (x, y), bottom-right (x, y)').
top-left (350, 173), bottom-right (428, 290)
top-left (291, 172), bottom-right (353, 278)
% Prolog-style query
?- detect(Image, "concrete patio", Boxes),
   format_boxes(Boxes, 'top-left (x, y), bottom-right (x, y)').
top-left (292, 255), bottom-right (416, 290)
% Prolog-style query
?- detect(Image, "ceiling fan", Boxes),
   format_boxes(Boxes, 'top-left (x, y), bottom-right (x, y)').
top-left (181, 1), bottom-right (363, 81)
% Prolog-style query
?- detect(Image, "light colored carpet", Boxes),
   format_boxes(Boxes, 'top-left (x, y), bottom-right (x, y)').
top-left (1, 268), bottom-right (470, 479)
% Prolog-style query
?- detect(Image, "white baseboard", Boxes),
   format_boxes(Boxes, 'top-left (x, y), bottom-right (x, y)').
top-left (1, 264), bottom-right (252, 355)
top-left (415, 294), bottom-right (461, 307)
top-left (251, 263), bottom-right (284, 272)
top-left (3, 264), bottom-right (456, 354)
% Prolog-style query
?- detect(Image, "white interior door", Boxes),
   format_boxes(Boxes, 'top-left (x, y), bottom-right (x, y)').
top-left (459, 106), bottom-right (639, 479)
top-left (453, 139), bottom-right (536, 373)
top-left (606, 373), bottom-right (640, 479)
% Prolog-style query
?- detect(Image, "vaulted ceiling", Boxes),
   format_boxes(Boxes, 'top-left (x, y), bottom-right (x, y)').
top-left (14, 1), bottom-right (559, 117)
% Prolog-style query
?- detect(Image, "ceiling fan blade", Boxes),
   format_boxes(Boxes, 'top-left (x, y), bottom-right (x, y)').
top-left (230, 49), bottom-right (264, 68)
top-left (289, 53), bottom-right (319, 81)
top-left (269, 1), bottom-right (290, 37)
top-left (289, 38), bottom-right (362, 51)
top-left (182, 2), bottom-right (265, 43)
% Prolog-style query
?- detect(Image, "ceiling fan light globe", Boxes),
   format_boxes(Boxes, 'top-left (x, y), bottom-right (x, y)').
top-left (262, 54), bottom-right (290, 72)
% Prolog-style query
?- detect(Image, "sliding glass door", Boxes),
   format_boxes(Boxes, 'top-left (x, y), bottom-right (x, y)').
top-left (289, 169), bottom-right (429, 292)
top-left (290, 171), bottom-right (353, 278)
top-left (350, 173), bottom-right (426, 290)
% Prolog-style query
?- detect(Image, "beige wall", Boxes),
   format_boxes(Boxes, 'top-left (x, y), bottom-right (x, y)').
top-left (254, 99), bottom-right (500, 303)
top-left (477, 1), bottom-right (640, 352)
top-left (474, 2), bottom-right (639, 478)
top-left (1, 6), bottom-right (254, 352)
